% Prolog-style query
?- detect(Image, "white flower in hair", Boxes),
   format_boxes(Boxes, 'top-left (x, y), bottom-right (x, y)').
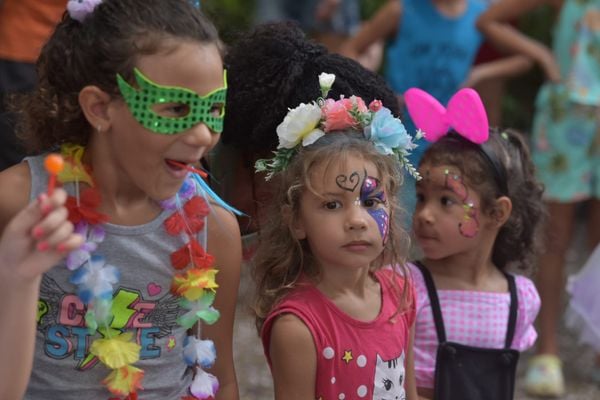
top-left (276, 103), bottom-right (324, 149)
top-left (319, 72), bottom-right (336, 97)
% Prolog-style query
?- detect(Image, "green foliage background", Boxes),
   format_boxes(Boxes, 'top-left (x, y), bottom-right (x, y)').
top-left (202, 0), bottom-right (557, 132)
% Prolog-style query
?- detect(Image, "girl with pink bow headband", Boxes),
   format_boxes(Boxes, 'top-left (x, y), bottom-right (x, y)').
top-left (404, 87), bottom-right (546, 400)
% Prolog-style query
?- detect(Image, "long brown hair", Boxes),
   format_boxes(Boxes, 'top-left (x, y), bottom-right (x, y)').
top-left (253, 132), bottom-right (412, 333)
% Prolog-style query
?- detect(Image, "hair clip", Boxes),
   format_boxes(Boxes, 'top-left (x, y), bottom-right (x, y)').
top-left (67, 0), bottom-right (103, 23)
top-left (404, 88), bottom-right (489, 144)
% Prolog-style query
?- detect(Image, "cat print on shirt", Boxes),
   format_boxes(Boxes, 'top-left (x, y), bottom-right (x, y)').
top-left (372, 352), bottom-right (406, 400)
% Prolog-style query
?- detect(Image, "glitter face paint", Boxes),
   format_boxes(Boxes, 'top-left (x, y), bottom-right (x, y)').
top-left (443, 169), bottom-right (480, 238)
top-left (360, 175), bottom-right (389, 243)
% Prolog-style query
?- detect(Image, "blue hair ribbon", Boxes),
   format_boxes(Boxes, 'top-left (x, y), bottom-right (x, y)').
top-left (191, 173), bottom-right (244, 216)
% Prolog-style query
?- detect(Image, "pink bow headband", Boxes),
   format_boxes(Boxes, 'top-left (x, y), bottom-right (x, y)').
top-left (404, 87), bottom-right (510, 195)
top-left (404, 88), bottom-right (489, 144)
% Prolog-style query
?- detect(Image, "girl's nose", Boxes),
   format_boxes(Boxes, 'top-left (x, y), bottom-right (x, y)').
top-left (181, 122), bottom-right (213, 147)
top-left (345, 204), bottom-right (368, 231)
top-left (416, 204), bottom-right (434, 224)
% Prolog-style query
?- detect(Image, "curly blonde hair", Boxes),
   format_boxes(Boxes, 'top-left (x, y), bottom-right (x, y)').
top-left (253, 131), bottom-right (412, 333)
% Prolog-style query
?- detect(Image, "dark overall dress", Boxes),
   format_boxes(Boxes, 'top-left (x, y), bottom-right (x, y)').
top-left (415, 262), bottom-right (519, 400)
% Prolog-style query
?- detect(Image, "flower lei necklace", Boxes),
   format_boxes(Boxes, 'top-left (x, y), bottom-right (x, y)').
top-left (57, 143), bottom-right (220, 399)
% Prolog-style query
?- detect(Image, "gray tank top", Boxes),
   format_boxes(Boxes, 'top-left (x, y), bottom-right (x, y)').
top-left (24, 155), bottom-right (207, 399)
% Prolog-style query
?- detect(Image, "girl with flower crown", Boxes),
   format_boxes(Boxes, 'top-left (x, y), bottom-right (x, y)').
top-left (0, 1), bottom-right (241, 399)
top-left (253, 73), bottom-right (420, 399)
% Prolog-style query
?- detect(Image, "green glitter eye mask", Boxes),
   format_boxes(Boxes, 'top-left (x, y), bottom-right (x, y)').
top-left (116, 68), bottom-right (227, 135)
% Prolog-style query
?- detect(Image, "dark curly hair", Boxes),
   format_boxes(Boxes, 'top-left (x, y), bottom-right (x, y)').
top-left (222, 21), bottom-right (400, 150)
top-left (14, 0), bottom-right (219, 153)
top-left (419, 129), bottom-right (546, 272)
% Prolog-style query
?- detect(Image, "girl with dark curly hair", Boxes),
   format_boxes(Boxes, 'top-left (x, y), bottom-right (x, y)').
top-left (0, 1), bottom-right (240, 399)
top-left (404, 88), bottom-right (546, 400)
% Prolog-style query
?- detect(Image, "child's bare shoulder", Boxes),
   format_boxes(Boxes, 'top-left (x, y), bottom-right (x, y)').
top-left (0, 163), bottom-right (31, 231)
top-left (206, 201), bottom-right (241, 240)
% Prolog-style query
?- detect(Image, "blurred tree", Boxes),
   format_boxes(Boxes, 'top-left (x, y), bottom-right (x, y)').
top-left (504, 4), bottom-right (557, 131)
top-left (361, 0), bottom-right (387, 18)
top-left (202, 0), bottom-right (255, 44)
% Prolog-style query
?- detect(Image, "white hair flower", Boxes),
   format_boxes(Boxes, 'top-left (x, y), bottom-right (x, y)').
top-left (319, 72), bottom-right (336, 97)
top-left (276, 103), bottom-right (324, 149)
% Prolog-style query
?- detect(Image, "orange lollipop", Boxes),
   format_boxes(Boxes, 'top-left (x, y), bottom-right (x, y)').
top-left (44, 153), bottom-right (64, 195)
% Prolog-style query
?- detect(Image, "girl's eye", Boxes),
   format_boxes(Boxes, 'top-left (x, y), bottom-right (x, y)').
top-left (154, 103), bottom-right (190, 117)
top-left (441, 196), bottom-right (455, 206)
top-left (416, 192), bottom-right (425, 203)
top-left (210, 103), bottom-right (224, 117)
top-left (324, 201), bottom-right (341, 210)
top-left (363, 197), bottom-right (383, 208)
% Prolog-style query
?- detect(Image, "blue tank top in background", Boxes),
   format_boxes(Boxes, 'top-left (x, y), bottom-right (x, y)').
top-left (385, 0), bottom-right (485, 106)
top-left (386, 0), bottom-right (486, 226)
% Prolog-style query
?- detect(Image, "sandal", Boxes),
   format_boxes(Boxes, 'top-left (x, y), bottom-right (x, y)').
top-left (524, 354), bottom-right (565, 397)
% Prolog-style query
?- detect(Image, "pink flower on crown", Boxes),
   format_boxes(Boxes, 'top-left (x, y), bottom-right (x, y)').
top-left (322, 96), bottom-right (367, 132)
top-left (344, 96), bottom-right (368, 112)
top-left (369, 99), bottom-right (383, 112)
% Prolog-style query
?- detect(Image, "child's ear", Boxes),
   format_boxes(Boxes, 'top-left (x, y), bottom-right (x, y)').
top-left (78, 85), bottom-right (112, 132)
top-left (490, 196), bottom-right (512, 227)
top-left (282, 205), bottom-right (306, 239)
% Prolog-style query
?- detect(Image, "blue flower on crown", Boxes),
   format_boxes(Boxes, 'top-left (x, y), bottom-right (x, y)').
top-left (366, 108), bottom-right (411, 155)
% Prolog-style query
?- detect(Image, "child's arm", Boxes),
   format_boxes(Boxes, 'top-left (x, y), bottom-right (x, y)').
top-left (0, 188), bottom-right (83, 400)
top-left (463, 55), bottom-right (534, 88)
top-left (339, 0), bottom-right (401, 62)
top-left (205, 204), bottom-right (242, 400)
top-left (405, 324), bottom-right (419, 400)
top-left (269, 314), bottom-right (317, 400)
top-left (476, 0), bottom-right (561, 81)
top-left (315, 0), bottom-right (341, 22)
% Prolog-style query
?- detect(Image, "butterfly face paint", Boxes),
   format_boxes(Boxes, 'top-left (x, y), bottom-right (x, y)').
top-left (360, 175), bottom-right (389, 243)
top-left (334, 169), bottom-right (389, 242)
top-left (443, 169), bottom-right (480, 238)
top-left (117, 68), bottom-right (227, 135)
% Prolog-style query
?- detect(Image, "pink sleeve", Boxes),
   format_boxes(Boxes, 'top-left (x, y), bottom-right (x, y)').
top-left (407, 263), bottom-right (436, 388)
top-left (407, 262), bottom-right (428, 316)
top-left (512, 275), bottom-right (541, 351)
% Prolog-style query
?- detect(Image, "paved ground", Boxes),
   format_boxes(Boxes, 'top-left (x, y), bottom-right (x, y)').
top-left (232, 225), bottom-right (600, 399)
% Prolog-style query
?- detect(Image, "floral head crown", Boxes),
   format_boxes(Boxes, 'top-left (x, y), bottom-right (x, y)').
top-left (255, 73), bottom-right (422, 180)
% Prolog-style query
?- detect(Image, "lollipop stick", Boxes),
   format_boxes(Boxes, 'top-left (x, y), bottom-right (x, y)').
top-left (166, 160), bottom-right (208, 178)
top-left (44, 154), bottom-right (65, 195)
top-left (48, 176), bottom-right (57, 195)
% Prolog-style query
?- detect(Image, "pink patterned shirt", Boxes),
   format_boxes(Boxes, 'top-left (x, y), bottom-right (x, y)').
top-left (407, 262), bottom-right (540, 389)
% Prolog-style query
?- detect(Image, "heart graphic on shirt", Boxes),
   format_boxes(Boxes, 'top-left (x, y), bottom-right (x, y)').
top-left (147, 282), bottom-right (162, 296)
